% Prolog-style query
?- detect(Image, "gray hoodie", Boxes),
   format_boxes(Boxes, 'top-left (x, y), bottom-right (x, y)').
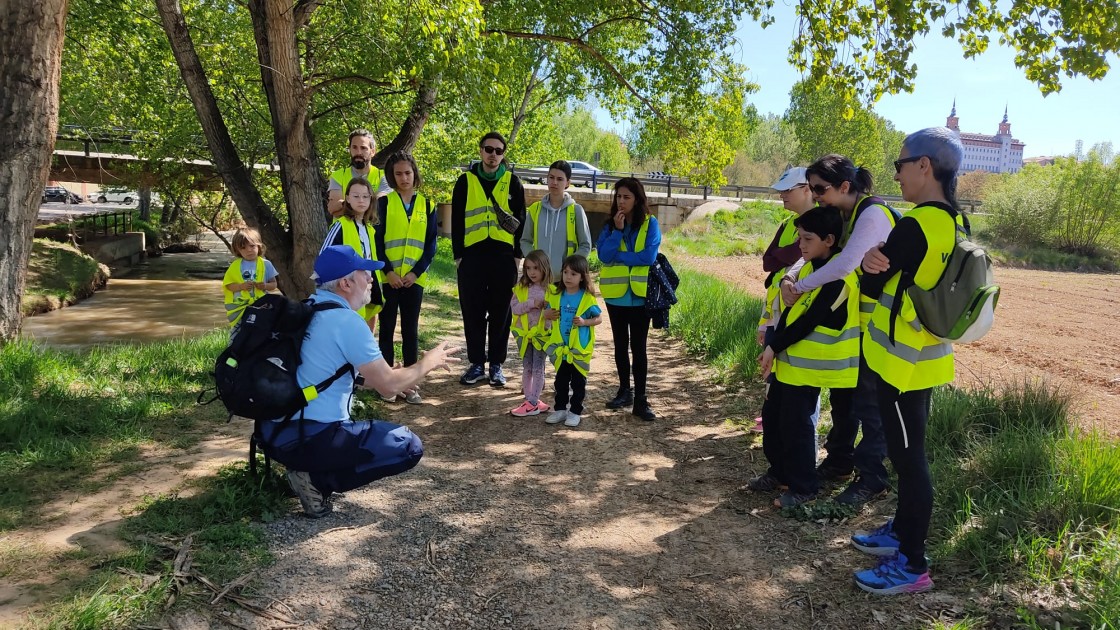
top-left (519, 192), bottom-right (592, 276)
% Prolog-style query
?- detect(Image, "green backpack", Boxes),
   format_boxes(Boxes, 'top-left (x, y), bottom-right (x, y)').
top-left (907, 221), bottom-right (999, 343)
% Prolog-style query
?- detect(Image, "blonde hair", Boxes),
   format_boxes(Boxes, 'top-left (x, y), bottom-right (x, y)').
top-left (519, 249), bottom-right (553, 288)
top-left (231, 227), bottom-right (265, 258)
top-left (342, 177), bottom-right (379, 226)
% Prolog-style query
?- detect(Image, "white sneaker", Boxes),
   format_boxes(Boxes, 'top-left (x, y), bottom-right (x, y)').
top-left (405, 390), bottom-right (422, 404)
top-left (564, 411), bottom-right (581, 427)
top-left (545, 409), bottom-right (567, 424)
top-left (380, 392), bottom-right (398, 403)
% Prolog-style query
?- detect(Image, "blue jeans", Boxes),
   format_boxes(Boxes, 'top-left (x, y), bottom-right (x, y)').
top-left (257, 418), bottom-right (424, 494)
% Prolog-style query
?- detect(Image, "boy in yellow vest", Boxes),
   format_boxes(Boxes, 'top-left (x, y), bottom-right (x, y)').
top-left (755, 207), bottom-right (860, 508)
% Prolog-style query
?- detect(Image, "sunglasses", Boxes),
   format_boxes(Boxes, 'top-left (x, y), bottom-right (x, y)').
top-left (894, 155), bottom-right (925, 172)
top-left (808, 183), bottom-right (832, 196)
top-left (482, 145), bottom-right (506, 156)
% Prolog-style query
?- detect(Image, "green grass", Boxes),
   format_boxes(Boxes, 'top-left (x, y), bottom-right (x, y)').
top-left (672, 268), bottom-right (765, 382)
top-left (970, 214), bottom-right (1120, 272)
top-left (664, 201), bottom-right (787, 257)
top-left (22, 239), bottom-right (107, 315)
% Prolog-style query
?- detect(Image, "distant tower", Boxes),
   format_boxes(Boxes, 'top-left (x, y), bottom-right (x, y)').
top-left (946, 98), bottom-right (960, 132)
top-left (998, 104), bottom-right (1011, 136)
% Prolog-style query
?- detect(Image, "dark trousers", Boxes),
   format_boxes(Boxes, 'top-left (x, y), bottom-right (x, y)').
top-left (257, 419), bottom-right (424, 495)
top-left (877, 376), bottom-right (933, 571)
top-left (554, 362), bottom-right (588, 414)
top-left (761, 380), bottom-right (821, 495)
top-left (822, 352), bottom-right (889, 488)
top-left (457, 253), bottom-right (517, 365)
top-left (605, 303), bottom-right (651, 398)
top-left (379, 284), bottom-right (424, 366)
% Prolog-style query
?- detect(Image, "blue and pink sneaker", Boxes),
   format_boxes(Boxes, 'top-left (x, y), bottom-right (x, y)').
top-left (854, 552), bottom-right (933, 595)
top-left (851, 519), bottom-right (901, 556)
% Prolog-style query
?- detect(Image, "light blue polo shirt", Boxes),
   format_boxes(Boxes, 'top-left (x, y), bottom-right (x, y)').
top-left (297, 289), bottom-right (382, 421)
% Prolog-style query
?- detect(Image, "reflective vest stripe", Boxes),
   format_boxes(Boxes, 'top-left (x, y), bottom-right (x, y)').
top-left (866, 320), bottom-right (953, 364)
top-left (776, 353), bottom-right (861, 372)
top-left (773, 264), bottom-right (861, 388)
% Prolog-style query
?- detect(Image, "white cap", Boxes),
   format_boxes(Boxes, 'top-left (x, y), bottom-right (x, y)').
top-left (771, 167), bottom-right (808, 191)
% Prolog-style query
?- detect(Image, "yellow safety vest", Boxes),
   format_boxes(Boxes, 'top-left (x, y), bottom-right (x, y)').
top-left (758, 216), bottom-right (800, 328)
top-left (542, 289), bottom-right (598, 376)
top-left (862, 204), bottom-right (960, 392)
top-left (526, 200), bottom-right (577, 257)
top-left (773, 263), bottom-right (861, 388)
top-left (599, 217), bottom-right (652, 299)
top-left (845, 196), bottom-right (899, 329)
top-left (222, 257), bottom-right (266, 326)
top-left (510, 284), bottom-right (556, 358)
top-left (463, 171), bottom-right (515, 247)
top-left (335, 216), bottom-right (382, 320)
top-left (330, 165), bottom-right (383, 193)
top-left (383, 191), bottom-right (431, 288)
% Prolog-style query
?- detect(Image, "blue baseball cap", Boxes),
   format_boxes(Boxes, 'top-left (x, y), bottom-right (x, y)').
top-left (312, 245), bottom-right (384, 284)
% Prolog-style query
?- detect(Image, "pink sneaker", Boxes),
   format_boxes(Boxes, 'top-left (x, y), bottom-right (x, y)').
top-left (534, 401), bottom-right (551, 413)
top-left (749, 416), bottom-right (764, 434)
top-left (511, 401), bottom-right (541, 417)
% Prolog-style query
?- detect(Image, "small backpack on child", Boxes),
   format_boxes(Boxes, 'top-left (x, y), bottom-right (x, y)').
top-left (906, 222), bottom-right (999, 343)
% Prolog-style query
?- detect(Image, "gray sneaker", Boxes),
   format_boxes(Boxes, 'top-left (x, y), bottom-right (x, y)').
top-left (287, 470), bottom-right (331, 518)
top-left (405, 390), bottom-right (422, 404)
top-left (564, 411), bottom-right (581, 427)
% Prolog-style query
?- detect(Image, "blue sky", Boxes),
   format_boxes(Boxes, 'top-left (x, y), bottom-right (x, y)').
top-left (731, 6), bottom-right (1120, 158)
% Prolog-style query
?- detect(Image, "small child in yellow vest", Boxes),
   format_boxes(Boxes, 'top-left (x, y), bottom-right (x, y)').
top-left (753, 206), bottom-right (861, 509)
top-left (509, 250), bottom-right (556, 417)
top-left (542, 255), bottom-right (603, 428)
top-left (222, 227), bottom-right (279, 333)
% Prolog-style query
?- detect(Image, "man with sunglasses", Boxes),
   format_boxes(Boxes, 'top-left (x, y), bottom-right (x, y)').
top-left (451, 131), bottom-right (527, 387)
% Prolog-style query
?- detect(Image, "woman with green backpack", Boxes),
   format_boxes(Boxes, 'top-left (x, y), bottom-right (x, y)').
top-left (847, 126), bottom-right (967, 596)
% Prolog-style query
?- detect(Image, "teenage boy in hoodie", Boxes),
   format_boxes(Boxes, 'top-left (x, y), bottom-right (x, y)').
top-left (520, 160), bottom-right (593, 276)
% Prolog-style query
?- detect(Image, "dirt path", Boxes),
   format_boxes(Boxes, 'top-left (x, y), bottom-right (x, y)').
top-left (675, 254), bottom-right (1120, 438)
top-left (197, 313), bottom-right (980, 630)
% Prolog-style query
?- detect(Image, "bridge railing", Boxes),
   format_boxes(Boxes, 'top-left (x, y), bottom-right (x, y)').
top-left (69, 210), bottom-right (134, 239)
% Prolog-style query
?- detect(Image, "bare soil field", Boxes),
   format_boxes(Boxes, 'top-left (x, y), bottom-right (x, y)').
top-left (675, 254), bottom-right (1120, 437)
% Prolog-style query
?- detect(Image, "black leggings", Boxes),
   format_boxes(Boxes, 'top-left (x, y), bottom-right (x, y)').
top-left (605, 303), bottom-right (651, 399)
top-left (378, 284), bottom-right (424, 366)
top-left (877, 374), bottom-right (933, 571)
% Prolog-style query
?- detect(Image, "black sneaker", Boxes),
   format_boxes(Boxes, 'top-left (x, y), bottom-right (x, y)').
top-left (816, 460), bottom-right (854, 482)
top-left (774, 491), bottom-right (817, 509)
top-left (488, 363), bottom-right (507, 387)
top-left (460, 363), bottom-right (485, 385)
top-left (606, 387), bottom-right (634, 409)
top-left (747, 472), bottom-right (788, 492)
top-left (834, 477), bottom-right (890, 506)
top-left (287, 470), bottom-right (332, 518)
top-left (632, 398), bottom-right (656, 421)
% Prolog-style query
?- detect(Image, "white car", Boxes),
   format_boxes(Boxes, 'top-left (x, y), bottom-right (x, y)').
top-left (527, 160), bottom-right (604, 187)
top-left (89, 189), bottom-right (159, 205)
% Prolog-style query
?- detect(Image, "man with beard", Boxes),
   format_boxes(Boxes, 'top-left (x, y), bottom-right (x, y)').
top-left (327, 129), bottom-right (390, 218)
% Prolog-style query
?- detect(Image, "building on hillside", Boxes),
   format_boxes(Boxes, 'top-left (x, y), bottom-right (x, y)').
top-left (945, 100), bottom-right (1025, 174)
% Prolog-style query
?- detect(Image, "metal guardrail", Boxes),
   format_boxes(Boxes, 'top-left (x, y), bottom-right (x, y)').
top-left (68, 210), bottom-right (134, 238)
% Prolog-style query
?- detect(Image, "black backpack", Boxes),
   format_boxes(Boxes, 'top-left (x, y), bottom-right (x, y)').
top-left (204, 293), bottom-right (352, 473)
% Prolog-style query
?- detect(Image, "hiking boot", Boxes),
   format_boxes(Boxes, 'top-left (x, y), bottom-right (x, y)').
top-left (404, 390), bottom-right (422, 405)
top-left (606, 387), bottom-right (634, 409)
top-left (747, 472), bottom-right (787, 493)
top-left (774, 491), bottom-right (817, 509)
top-left (854, 553), bottom-right (933, 595)
top-left (545, 409), bottom-right (568, 424)
top-left (834, 477), bottom-right (890, 507)
top-left (632, 398), bottom-right (657, 421)
top-left (488, 363), bottom-right (507, 387)
top-left (851, 519), bottom-right (901, 557)
top-left (287, 470), bottom-right (331, 518)
top-left (564, 411), bottom-right (582, 427)
top-left (511, 400), bottom-right (540, 417)
top-left (460, 363), bottom-right (485, 385)
top-left (816, 460), bottom-right (854, 482)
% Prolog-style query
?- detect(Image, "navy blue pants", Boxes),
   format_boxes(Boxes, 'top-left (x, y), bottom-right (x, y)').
top-left (257, 419), bottom-right (423, 494)
top-left (821, 352), bottom-right (888, 488)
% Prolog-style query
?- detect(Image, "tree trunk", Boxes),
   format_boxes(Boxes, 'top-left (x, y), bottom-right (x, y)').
top-left (0, 0), bottom-right (69, 342)
top-left (374, 79), bottom-right (441, 168)
top-left (248, 0), bottom-right (325, 298)
top-left (139, 186), bottom-right (152, 221)
top-left (154, 0), bottom-right (300, 293)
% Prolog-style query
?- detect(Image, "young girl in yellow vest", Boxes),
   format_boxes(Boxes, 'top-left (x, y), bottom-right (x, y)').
top-left (509, 249), bottom-right (556, 417)
top-left (542, 255), bottom-right (603, 428)
top-left (322, 177), bottom-right (383, 332)
top-left (222, 227), bottom-right (279, 333)
top-left (755, 206), bottom-right (860, 509)
top-left (374, 152), bottom-right (438, 404)
top-left (846, 127), bottom-right (967, 596)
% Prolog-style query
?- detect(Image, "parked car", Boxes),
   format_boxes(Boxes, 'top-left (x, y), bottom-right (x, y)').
top-left (42, 186), bottom-right (83, 204)
top-left (527, 160), bottom-right (604, 187)
top-left (90, 187), bottom-right (138, 204)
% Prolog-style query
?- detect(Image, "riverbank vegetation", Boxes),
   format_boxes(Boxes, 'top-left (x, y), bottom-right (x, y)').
top-left (21, 240), bottom-right (109, 316)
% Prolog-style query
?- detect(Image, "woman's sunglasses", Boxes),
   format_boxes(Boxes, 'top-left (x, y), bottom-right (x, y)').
top-left (808, 183), bottom-right (832, 196)
top-left (894, 155), bottom-right (925, 172)
top-left (482, 145), bottom-right (506, 155)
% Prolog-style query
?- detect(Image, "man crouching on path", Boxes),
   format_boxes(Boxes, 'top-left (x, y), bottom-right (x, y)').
top-left (257, 245), bottom-right (460, 517)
